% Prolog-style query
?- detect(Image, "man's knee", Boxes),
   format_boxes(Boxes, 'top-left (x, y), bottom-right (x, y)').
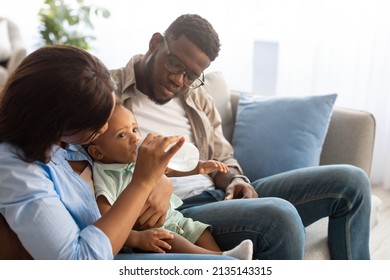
top-left (333, 165), bottom-right (371, 199)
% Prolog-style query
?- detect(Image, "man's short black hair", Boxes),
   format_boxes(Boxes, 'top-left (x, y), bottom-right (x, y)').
top-left (165, 14), bottom-right (221, 62)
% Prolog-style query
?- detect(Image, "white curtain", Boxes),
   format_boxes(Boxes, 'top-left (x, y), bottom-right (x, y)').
top-left (266, 0), bottom-right (390, 188)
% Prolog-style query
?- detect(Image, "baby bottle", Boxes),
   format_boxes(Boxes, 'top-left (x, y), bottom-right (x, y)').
top-left (166, 142), bottom-right (199, 172)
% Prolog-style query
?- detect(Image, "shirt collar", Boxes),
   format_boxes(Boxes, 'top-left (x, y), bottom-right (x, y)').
top-left (96, 162), bottom-right (135, 172)
top-left (122, 54), bottom-right (143, 91)
top-left (50, 144), bottom-right (92, 166)
top-left (66, 144), bottom-right (93, 166)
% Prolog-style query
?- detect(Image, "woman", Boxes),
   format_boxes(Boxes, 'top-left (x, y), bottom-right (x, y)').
top-left (0, 45), bottom-right (232, 260)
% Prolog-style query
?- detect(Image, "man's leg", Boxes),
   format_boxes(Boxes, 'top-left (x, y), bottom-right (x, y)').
top-left (179, 191), bottom-right (305, 260)
top-left (252, 164), bottom-right (371, 259)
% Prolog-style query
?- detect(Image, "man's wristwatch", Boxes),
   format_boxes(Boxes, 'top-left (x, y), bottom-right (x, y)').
top-left (230, 175), bottom-right (251, 184)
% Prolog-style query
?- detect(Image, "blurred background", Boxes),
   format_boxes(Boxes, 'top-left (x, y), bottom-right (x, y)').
top-left (1, 0), bottom-right (390, 189)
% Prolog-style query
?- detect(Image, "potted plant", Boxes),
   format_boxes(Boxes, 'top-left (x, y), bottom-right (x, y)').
top-left (38, 0), bottom-right (110, 50)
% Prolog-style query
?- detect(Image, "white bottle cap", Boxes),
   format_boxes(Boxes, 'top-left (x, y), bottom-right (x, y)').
top-left (166, 142), bottom-right (199, 172)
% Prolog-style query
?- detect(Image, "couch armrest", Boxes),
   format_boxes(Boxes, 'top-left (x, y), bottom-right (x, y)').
top-left (0, 214), bottom-right (32, 259)
top-left (7, 47), bottom-right (26, 73)
top-left (3, 17), bottom-right (27, 73)
top-left (0, 66), bottom-right (7, 86)
top-left (320, 107), bottom-right (375, 175)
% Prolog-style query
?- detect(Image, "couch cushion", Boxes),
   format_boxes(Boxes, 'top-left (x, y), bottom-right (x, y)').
top-left (232, 93), bottom-right (337, 181)
top-left (320, 107), bottom-right (375, 175)
top-left (204, 72), bottom-right (235, 142)
top-left (0, 214), bottom-right (33, 259)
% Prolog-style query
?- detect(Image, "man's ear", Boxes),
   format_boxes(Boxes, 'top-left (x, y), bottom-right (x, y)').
top-left (87, 145), bottom-right (104, 161)
top-left (149, 32), bottom-right (163, 51)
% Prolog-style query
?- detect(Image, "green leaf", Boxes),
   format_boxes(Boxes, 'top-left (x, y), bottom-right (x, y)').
top-left (38, 0), bottom-right (110, 50)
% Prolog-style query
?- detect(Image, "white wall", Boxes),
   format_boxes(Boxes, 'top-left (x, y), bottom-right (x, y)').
top-left (3, 0), bottom-right (390, 186)
top-left (1, 0), bottom-right (315, 93)
top-left (0, 0), bottom-right (265, 92)
top-left (4, 0), bottom-right (389, 98)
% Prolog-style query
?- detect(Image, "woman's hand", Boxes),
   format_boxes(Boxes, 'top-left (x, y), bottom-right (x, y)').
top-left (131, 134), bottom-right (184, 187)
top-left (132, 134), bottom-right (184, 229)
top-left (96, 134), bottom-right (184, 255)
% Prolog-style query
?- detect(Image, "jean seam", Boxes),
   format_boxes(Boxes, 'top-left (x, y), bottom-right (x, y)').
top-left (293, 193), bottom-right (353, 216)
top-left (293, 193), bottom-right (353, 259)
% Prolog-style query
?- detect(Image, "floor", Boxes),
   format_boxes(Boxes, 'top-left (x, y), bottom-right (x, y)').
top-left (370, 185), bottom-right (390, 260)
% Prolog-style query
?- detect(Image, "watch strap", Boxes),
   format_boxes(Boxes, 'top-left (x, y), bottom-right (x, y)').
top-left (230, 175), bottom-right (251, 184)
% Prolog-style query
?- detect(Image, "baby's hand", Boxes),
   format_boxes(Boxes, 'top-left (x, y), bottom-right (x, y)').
top-left (198, 160), bottom-right (229, 174)
top-left (137, 229), bottom-right (174, 253)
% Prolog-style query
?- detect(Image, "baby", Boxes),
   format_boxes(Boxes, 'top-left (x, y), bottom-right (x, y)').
top-left (86, 104), bottom-right (253, 259)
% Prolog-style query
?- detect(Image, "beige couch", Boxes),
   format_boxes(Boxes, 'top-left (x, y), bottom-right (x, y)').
top-left (204, 71), bottom-right (380, 259)
top-left (0, 70), bottom-right (380, 260)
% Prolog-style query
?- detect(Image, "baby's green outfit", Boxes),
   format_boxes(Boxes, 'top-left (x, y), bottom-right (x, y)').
top-left (93, 162), bottom-right (210, 243)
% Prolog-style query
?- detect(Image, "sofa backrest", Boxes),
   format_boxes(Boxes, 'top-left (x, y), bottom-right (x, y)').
top-left (320, 107), bottom-right (375, 175)
top-left (203, 71), bottom-right (235, 141)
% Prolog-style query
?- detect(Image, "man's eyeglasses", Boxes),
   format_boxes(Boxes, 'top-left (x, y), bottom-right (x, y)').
top-left (162, 36), bottom-right (205, 89)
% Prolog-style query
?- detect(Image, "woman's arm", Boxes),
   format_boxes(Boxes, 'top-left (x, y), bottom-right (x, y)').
top-left (0, 153), bottom-right (112, 259)
top-left (93, 134), bottom-right (184, 255)
top-left (0, 135), bottom-right (183, 259)
top-left (96, 194), bottom-right (174, 252)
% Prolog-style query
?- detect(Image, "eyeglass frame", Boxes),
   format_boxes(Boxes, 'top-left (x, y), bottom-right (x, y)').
top-left (162, 36), bottom-right (205, 89)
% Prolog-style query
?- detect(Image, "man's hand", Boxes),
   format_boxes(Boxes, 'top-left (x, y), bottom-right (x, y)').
top-left (135, 175), bottom-right (173, 230)
top-left (213, 167), bottom-right (258, 200)
top-left (224, 178), bottom-right (258, 200)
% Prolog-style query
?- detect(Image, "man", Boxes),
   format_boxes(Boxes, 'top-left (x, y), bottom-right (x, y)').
top-left (111, 14), bottom-right (371, 259)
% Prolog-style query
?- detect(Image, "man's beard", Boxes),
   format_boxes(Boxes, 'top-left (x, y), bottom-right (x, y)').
top-left (144, 52), bottom-right (172, 105)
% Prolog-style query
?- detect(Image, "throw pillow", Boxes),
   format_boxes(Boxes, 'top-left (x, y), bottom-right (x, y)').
top-left (232, 93), bottom-right (337, 181)
top-left (0, 20), bottom-right (12, 62)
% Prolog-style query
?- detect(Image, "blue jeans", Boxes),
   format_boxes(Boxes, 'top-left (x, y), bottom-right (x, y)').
top-left (178, 164), bottom-right (371, 260)
top-left (115, 254), bottom-right (236, 260)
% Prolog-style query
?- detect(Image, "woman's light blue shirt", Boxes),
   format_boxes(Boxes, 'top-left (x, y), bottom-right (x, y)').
top-left (0, 143), bottom-right (113, 259)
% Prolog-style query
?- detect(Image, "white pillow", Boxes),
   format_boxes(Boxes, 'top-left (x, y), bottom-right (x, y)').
top-left (0, 20), bottom-right (12, 62)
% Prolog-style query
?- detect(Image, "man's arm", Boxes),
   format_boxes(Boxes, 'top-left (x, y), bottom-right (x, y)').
top-left (135, 175), bottom-right (173, 230)
top-left (194, 90), bottom-right (257, 199)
